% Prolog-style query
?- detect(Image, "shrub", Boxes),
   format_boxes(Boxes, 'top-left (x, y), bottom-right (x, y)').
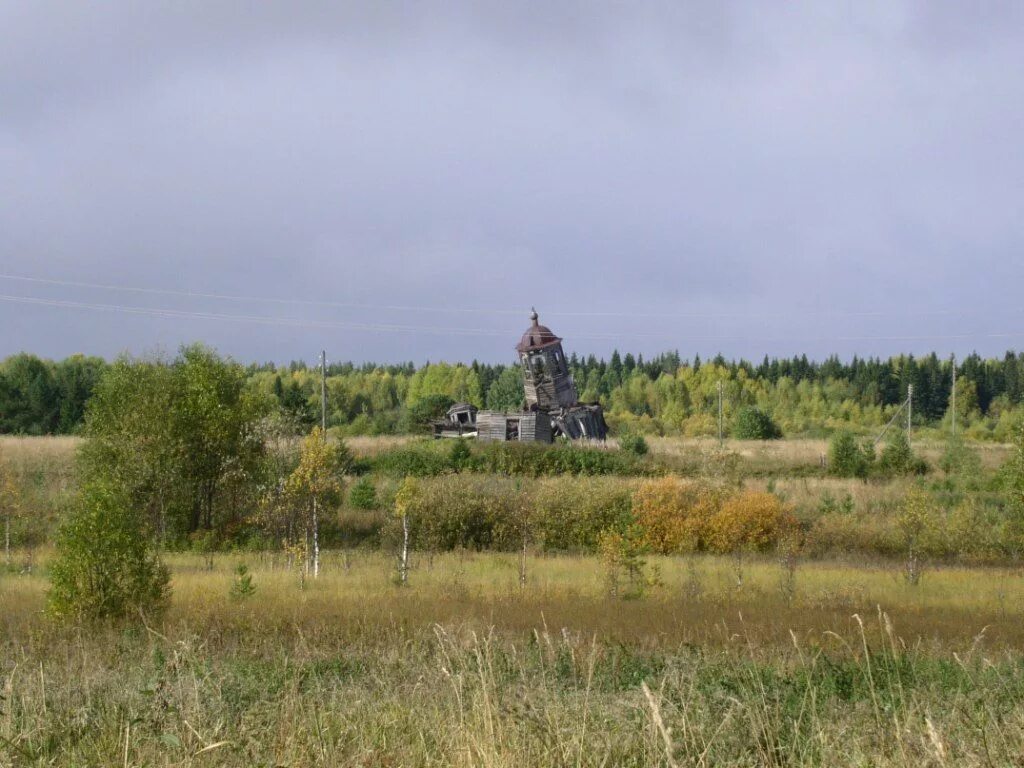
top-left (369, 440), bottom-right (654, 479)
top-left (632, 476), bottom-right (719, 554)
top-left (705, 491), bottom-right (794, 554)
top-left (939, 434), bottom-right (981, 479)
top-left (230, 563), bottom-right (256, 600)
top-left (897, 488), bottom-right (939, 584)
top-left (532, 477), bottom-right (635, 552)
top-left (476, 442), bottom-right (651, 477)
top-left (828, 430), bottom-right (873, 478)
top-left (381, 475), bottom-right (635, 554)
top-left (449, 438), bottom-right (473, 470)
top-left (370, 442), bottom-right (453, 477)
top-left (349, 477), bottom-right (378, 510)
top-left (384, 475), bottom-right (529, 553)
top-left (877, 430), bottom-right (926, 476)
top-left (618, 433), bottom-right (650, 457)
top-left (48, 481), bottom-right (170, 621)
top-left (731, 407), bottom-right (782, 440)
top-left (598, 525), bottom-right (657, 600)
top-left (803, 510), bottom-right (903, 560)
top-left (1000, 420), bottom-right (1024, 554)
top-left (410, 476), bottom-right (502, 551)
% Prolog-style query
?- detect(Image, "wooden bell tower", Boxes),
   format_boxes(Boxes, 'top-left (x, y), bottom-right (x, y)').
top-left (516, 309), bottom-right (578, 412)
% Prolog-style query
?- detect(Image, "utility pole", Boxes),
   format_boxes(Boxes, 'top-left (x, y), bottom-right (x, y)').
top-left (907, 384), bottom-right (913, 443)
top-left (717, 380), bottom-right (724, 447)
top-left (951, 355), bottom-right (957, 437)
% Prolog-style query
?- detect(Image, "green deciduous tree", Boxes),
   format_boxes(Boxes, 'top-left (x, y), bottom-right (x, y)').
top-left (485, 366), bottom-right (525, 411)
top-left (0, 354), bottom-right (59, 434)
top-left (48, 479), bottom-right (170, 621)
top-left (53, 355), bottom-right (106, 433)
top-left (896, 488), bottom-right (938, 585)
top-left (731, 407), bottom-right (782, 440)
top-left (79, 345), bottom-right (270, 547)
top-left (402, 394), bottom-right (455, 433)
top-left (172, 345), bottom-right (268, 534)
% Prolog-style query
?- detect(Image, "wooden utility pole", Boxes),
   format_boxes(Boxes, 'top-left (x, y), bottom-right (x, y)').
top-left (717, 380), bottom-right (724, 447)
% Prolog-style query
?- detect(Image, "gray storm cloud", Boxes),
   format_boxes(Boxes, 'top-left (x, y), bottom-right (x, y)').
top-left (1, 1), bottom-right (1022, 364)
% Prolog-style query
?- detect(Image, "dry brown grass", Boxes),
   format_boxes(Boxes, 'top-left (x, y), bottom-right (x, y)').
top-left (0, 437), bottom-right (80, 543)
top-left (2, 433), bottom-right (1012, 481)
top-left (648, 436), bottom-right (1014, 472)
top-left (0, 435), bottom-right (81, 464)
top-left (750, 475), bottom-right (911, 509)
top-left (3, 551), bottom-right (1024, 766)
top-left (5, 550), bottom-right (1024, 649)
top-left (343, 434), bottom-right (415, 457)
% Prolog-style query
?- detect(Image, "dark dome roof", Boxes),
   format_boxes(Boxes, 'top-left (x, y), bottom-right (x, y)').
top-left (516, 309), bottom-right (561, 353)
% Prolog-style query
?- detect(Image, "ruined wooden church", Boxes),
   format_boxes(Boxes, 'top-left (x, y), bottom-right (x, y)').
top-left (434, 310), bottom-right (608, 443)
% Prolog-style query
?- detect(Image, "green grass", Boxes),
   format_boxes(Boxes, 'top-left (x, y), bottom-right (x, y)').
top-left (3, 551), bottom-right (1024, 766)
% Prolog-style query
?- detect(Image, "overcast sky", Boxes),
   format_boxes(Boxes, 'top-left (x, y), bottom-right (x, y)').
top-left (2, 2), bottom-right (1023, 366)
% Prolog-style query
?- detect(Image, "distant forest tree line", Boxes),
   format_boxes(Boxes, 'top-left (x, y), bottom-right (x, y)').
top-left (2, 348), bottom-right (1023, 440)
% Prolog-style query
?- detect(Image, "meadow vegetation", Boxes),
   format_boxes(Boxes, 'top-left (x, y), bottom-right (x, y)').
top-left (4, 551), bottom-right (1024, 765)
top-left (3, 347), bottom-right (1024, 765)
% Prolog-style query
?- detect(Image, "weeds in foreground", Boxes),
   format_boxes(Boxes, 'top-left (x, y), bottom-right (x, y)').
top-left (5, 550), bottom-right (1024, 765)
top-left (1, 598), bottom-right (1018, 767)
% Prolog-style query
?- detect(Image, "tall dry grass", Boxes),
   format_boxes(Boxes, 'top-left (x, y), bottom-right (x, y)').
top-left (648, 436), bottom-right (1015, 472)
top-left (3, 552), bottom-right (1024, 765)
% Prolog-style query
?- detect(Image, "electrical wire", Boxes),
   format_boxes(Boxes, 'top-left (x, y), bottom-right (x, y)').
top-left (0, 272), bottom-right (1015, 321)
top-left (3, 293), bottom-right (1024, 345)
top-left (0, 294), bottom-right (663, 340)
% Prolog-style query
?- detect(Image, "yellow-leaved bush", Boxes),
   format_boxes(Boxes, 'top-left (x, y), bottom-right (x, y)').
top-left (632, 476), bottom-right (722, 554)
top-left (705, 491), bottom-right (796, 554)
top-left (632, 476), bottom-right (794, 555)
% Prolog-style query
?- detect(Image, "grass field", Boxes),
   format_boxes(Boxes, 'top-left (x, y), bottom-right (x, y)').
top-left (2, 434), bottom-right (1022, 765)
top-left (4, 434), bottom-right (1013, 466)
top-left (4, 551), bottom-right (1024, 766)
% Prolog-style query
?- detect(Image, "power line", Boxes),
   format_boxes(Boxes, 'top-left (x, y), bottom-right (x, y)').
top-left (3, 292), bottom-right (1024, 345)
top-left (0, 294), bottom-right (658, 340)
top-left (0, 272), bottom-right (1018, 322)
top-left (0, 273), bottom-right (524, 317)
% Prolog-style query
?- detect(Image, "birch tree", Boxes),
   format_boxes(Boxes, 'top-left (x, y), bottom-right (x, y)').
top-left (285, 427), bottom-right (347, 578)
top-left (393, 476), bottom-right (419, 586)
